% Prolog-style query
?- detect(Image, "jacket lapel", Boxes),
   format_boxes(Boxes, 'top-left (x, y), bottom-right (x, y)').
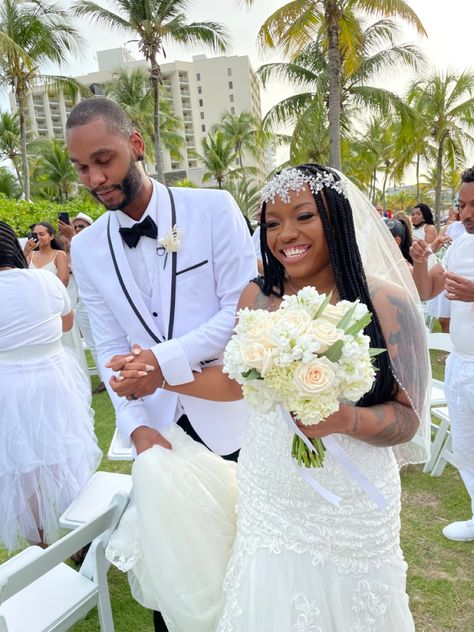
top-left (155, 185), bottom-right (178, 341)
top-left (107, 211), bottom-right (163, 344)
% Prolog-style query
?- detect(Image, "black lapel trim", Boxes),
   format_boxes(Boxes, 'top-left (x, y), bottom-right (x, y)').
top-left (107, 213), bottom-right (162, 344)
top-left (176, 259), bottom-right (208, 276)
top-left (166, 186), bottom-right (177, 340)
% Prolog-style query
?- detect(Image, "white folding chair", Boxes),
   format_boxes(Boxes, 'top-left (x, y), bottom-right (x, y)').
top-left (82, 339), bottom-right (99, 377)
top-left (431, 432), bottom-right (455, 477)
top-left (60, 471), bottom-right (133, 530)
top-left (0, 492), bottom-right (129, 632)
top-left (423, 406), bottom-right (451, 474)
top-left (107, 429), bottom-right (133, 462)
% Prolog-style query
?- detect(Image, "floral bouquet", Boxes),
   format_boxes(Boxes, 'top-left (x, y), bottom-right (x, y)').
top-left (224, 287), bottom-right (384, 468)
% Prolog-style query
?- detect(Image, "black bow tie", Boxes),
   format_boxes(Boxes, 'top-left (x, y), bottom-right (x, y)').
top-left (119, 215), bottom-right (158, 248)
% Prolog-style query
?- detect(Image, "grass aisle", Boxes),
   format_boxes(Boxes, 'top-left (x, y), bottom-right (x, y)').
top-left (1, 358), bottom-right (473, 631)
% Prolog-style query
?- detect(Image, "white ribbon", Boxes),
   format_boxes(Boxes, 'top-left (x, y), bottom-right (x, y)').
top-left (281, 406), bottom-right (389, 510)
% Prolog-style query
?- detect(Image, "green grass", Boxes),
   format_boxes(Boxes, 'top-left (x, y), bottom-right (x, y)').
top-left (2, 356), bottom-right (474, 631)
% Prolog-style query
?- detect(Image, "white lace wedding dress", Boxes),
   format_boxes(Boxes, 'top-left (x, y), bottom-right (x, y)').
top-left (107, 406), bottom-right (415, 631)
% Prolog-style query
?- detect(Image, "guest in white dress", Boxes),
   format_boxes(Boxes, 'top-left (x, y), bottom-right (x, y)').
top-left (107, 166), bottom-right (431, 631)
top-left (26, 222), bottom-right (90, 384)
top-left (0, 221), bottom-right (102, 550)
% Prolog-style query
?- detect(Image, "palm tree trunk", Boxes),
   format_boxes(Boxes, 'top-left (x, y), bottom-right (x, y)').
top-left (415, 153), bottom-right (420, 201)
top-left (150, 56), bottom-right (164, 182)
top-left (16, 89), bottom-right (30, 201)
top-left (325, 2), bottom-right (342, 171)
top-left (434, 140), bottom-right (444, 231)
top-left (382, 165), bottom-right (390, 210)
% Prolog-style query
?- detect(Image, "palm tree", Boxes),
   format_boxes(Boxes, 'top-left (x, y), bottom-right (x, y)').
top-left (245, 0), bottom-right (425, 170)
top-left (214, 111), bottom-right (260, 168)
top-left (195, 129), bottom-right (239, 189)
top-left (0, 110), bottom-right (21, 187)
top-left (74, 0), bottom-right (230, 182)
top-left (408, 70), bottom-right (474, 227)
top-left (105, 67), bottom-right (184, 163)
top-left (259, 17), bottom-right (424, 171)
top-left (224, 178), bottom-right (261, 219)
top-left (32, 139), bottom-right (78, 202)
top-left (0, 0), bottom-right (85, 200)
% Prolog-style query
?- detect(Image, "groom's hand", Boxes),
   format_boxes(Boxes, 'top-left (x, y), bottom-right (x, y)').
top-left (131, 426), bottom-right (172, 454)
top-left (109, 347), bottom-right (165, 398)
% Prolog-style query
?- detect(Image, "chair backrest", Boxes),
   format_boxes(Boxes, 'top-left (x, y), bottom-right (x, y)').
top-left (426, 332), bottom-right (453, 353)
top-left (0, 492), bottom-right (128, 604)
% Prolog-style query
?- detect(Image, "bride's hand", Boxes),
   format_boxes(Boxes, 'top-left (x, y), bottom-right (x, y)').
top-left (295, 404), bottom-right (352, 438)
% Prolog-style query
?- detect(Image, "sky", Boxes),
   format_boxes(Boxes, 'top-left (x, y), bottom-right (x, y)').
top-left (2, 1), bottom-right (474, 172)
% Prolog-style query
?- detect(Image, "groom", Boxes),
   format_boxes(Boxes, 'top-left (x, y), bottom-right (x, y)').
top-left (67, 98), bottom-right (256, 631)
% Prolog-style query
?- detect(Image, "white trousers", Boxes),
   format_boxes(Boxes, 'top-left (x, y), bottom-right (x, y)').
top-left (445, 353), bottom-right (474, 517)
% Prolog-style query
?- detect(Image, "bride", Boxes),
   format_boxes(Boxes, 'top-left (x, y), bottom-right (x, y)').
top-left (107, 164), bottom-right (430, 631)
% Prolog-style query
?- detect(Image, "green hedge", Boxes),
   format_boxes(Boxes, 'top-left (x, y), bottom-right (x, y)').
top-left (0, 193), bottom-right (103, 237)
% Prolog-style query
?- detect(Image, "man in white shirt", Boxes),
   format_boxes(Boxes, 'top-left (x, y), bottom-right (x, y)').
top-left (67, 98), bottom-right (256, 631)
top-left (411, 166), bottom-right (474, 541)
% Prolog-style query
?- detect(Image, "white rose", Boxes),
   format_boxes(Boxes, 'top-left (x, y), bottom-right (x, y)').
top-left (239, 340), bottom-right (274, 374)
top-left (319, 302), bottom-right (349, 326)
top-left (247, 322), bottom-right (277, 348)
top-left (293, 357), bottom-right (337, 398)
top-left (275, 310), bottom-right (311, 337)
top-left (306, 319), bottom-right (342, 353)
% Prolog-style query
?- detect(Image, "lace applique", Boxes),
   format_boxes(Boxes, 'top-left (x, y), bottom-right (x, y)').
top-left (351, 580), bottom-right (392, 631)
top-left (292, 593), bottom-right (323, 632)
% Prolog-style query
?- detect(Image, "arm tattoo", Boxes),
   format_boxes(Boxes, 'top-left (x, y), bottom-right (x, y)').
top-left (348, 407), bottom-right (361, 436)
top-left (251, 291), bottom-right (281, 312)
top-left (366, 402), bottom-right (418, 447)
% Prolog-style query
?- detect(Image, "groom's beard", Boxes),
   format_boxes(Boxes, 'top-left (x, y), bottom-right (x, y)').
top-left (90, 159), bottom-right (143, 211)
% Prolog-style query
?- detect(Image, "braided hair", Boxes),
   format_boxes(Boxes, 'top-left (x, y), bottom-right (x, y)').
top-left (259, 163), bottom-right (397, 407)
top-left (0, 221), bottom-right (28, 269)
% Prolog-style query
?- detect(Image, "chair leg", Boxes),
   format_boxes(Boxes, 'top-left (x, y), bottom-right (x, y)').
top-left (95, 543), bottom-right (115, 632)
top-left (431, 435), bottom-right (453, 477)
top-left (423, 417), bottom-right (450, 473)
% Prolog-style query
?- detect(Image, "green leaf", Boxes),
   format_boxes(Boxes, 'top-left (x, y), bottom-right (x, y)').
top-left (369, 347), bottom-right (386, 357)
top-left (323, 339), bottom-right (344, 362)
top-left (335, 303), bottom-right (358, 331)
top-left (314, 290), bottom-right (334, 319)
top-left (344, 311), bottom-right (373, 337)
top-left (241, 368), bottom-right (263, 380)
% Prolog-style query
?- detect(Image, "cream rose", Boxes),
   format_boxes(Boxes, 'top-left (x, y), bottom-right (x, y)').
top-left (276, 310), bottom-right (311, 337)
top-left (293, 357), bottom-right (337, 398)
top-left (319, 302), bottom-right (349, 326)
top-left (239, 340), bottom-right (274, 374)
top-left (306, 319), bottom-right (342, 353)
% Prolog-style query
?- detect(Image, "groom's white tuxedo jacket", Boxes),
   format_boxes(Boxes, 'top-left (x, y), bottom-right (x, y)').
top-left (71, 180), bottom-right (256, 454)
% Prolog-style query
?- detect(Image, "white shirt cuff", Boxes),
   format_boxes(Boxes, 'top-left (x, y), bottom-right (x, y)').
top-left (151, 339), bottom-right (195, 385)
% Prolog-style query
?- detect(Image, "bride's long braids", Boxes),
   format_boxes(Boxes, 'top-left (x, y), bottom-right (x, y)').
top-left (259, 163), bottom-right (397, 407)
top-left (0, 221), bottom-right (28, 269)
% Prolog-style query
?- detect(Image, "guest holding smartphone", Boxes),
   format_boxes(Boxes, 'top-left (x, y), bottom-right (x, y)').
top-left (27, 221), bottom-right (69, 287)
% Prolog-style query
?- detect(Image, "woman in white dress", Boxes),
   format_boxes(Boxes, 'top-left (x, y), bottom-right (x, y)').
top-left (0, 222), bottom-right (102, 550)
top-left (107, 166), bottom-right (430, 631)
top-left (26, 222), bottom-right (90, 383)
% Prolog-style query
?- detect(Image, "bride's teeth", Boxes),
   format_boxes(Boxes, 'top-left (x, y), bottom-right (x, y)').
top-left (283, 247), bottom-right (308, 258)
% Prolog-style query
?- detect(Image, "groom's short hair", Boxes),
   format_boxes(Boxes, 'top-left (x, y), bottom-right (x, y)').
top-left (66, 97), bottom-right (134, 138)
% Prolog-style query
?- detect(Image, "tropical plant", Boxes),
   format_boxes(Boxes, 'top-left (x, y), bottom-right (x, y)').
top-left (214, 111), bottom-right (260, 168)
top-left (74, 0), bottom-right (230, 182)
top-left (0, 0), bottom-right (87, 200)
top-left (224, 177), bottom-right (261, 219)
top-left (195, 129), bottom-right (239, 188)
top-left (0, 166), bottom-right (21, 198)
top-left (105, 67), bottom-right (184, 163)
top-left (246, 0), bottom-right (425, 169)
top-left (31, 139), bottom-right (78, 202)
top-left (259, 15), bottom-right (424, 173)
top-left (408, 70), bottom-right (474, 227)
top-left (0, 110), bottom-right (22, 187)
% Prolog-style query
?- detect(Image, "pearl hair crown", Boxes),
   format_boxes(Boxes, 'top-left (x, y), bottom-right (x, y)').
top-left (261, 167), bottom-right (348, 204)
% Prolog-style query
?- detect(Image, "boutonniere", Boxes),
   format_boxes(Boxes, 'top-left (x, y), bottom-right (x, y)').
top-left (158, 225), bottom-right (183, 269)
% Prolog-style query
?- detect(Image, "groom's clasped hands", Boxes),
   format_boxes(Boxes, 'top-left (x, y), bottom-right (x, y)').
top-left (107, 344), bottom-right (160, 399)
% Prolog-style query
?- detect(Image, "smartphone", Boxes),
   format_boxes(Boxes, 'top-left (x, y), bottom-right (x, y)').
top-left (58, 211), bottom-right (70, 224)
top-left (26, 231), bottom-right (38, 243)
